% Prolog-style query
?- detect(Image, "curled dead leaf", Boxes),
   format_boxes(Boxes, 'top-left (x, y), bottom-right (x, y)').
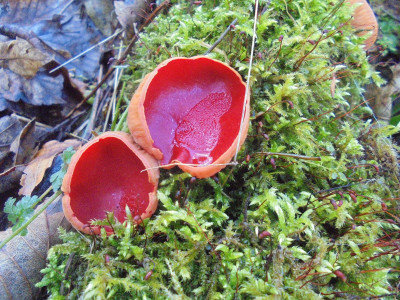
top-left (0, 38), bottom-right (53, 79)
top-left (19, 139), bottom-right (82, 196)
top-left (0, 119), bottom-right (38, 193)
top-left (84, 0), bottom-right (117, 36)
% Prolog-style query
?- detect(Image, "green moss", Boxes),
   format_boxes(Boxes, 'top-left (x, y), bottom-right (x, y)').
top-left (38, 0), bottom-right (400, 298)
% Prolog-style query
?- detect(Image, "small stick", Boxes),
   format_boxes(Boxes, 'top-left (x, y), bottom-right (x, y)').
top-left (64, 0), bottom-right (171, 119)
top-left (266, 35), bottom-right (283, 71)
top-left (204, 19), bottom-right (237, 55)
top-left (294, 105), bottom-right (339, 125)
top-left (234, 0), bottom-right (259, 162)
top-left (255, 99), bottom-right (294, 120)
top-left (254, 152), bottom-right (321, 161)
top-left (140, 161), bottom-right (238, 172)
top-left (333, 98), bottom-right (373, 121)
top-left (59, 0), bottom-right (75, 15)
top-left (84, 64), bottom-right (104, 139)
top-left (50, 29), bottom-right (124, 74)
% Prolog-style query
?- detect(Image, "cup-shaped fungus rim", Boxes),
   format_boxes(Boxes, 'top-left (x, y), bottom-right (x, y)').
top-left (348, 0), bottom-right (378, 50)
top-left (62, 131), bottom-right (159, 235)
top-left (127, 56), bottom-right (250, 178)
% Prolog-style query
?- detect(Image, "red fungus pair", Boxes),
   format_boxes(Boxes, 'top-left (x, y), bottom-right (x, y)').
top-left (62, 56), bottom-right (249, 234)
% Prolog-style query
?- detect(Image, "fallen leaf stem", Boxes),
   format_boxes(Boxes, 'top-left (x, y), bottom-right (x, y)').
top-left (0, 190), bottom-right (62, 250)
top-left (110, 81), bottom-right (127, 131)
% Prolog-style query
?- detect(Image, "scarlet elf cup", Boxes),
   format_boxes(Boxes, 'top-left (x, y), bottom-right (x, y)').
top-left (62, 132), bottom-right (159, 235)
top-left (127, 56), bottom-right (250, 178)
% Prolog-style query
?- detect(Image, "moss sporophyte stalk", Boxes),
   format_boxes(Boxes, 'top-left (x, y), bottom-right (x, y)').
top-left (38, 0), bottom-right (400, 299)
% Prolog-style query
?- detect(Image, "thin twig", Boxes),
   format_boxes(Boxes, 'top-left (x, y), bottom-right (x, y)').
top-left (103, 37), bottom-right (125, 132)
top-left (84, 65), bottom-right (104, 139)
top-left (204, 19), bottom-right (237, 55)
top-left (59, 0), bottom-right (75, 15)
top-left (254, 152), bottom-right (321, 161)
top-left (141, 161), bottom-right (238, 172)
top-left (234, 0), bottom-right (259, 162)
top-left (315, 179), bottom-right (375, 194)
top-left (49, 29), bottom-right (124, 74)
top-left (64, 0), bottom-right (171, 119)
top-left (261, 0), bottom-right (272, 15)
top-left (382, 8), bottom-right (400, 23)
top-left (39, 111), bottom-right (85, 141)
top-left (255, 99), bottom-right (294, 120)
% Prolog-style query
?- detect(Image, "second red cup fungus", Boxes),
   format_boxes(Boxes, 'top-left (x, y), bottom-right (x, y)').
top-left (128, 56), bottom-right (250, 178)
top-left (62, 132), bottom-right (159, 235)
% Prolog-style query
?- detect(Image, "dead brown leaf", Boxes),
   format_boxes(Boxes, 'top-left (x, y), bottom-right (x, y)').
top-left (0, 115), bottom-right (23, 152)
top-left (84, 0), bottom-right (117, 36)
top-left (19, 139), bottom-right (82, 196)
top-left (0, 0), bottom-right (104, 115)
top-left (0, 119), bottom-right (38, 193)
top-left (366, 63), bottom-right (400, 123)
top-left (0, 195), bottom-right (71, 300)
top-left (10, 119), bottom-right (38, 165)
top-left (0, 38), bottom-right (53, 79)
top-left (0, 0), bottom-right (104, 78)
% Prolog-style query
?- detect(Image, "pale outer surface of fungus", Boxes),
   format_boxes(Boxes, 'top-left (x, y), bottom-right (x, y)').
top-left (348, 0), bottom-right (378, 50)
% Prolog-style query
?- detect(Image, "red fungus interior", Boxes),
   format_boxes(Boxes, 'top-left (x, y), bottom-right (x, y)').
top-left (144, 58), bottom-right (246, 166)
top-left (69, 137), bottom-right (153, 225)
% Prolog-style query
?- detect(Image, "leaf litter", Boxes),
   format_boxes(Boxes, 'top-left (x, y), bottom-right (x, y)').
top-left (0, 0), bottom-right (151, 298)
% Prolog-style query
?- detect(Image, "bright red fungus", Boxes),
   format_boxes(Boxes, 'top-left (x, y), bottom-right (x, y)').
top-left (128, 56), bottom-right (250, 178)
top-left (62, 132), bottom-right (159, 235)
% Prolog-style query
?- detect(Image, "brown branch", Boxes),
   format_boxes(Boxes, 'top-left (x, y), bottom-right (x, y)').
top-left (204, 18), bottom-right (237, 55)
top-left (333, 98), bottom-right (373, 121)
top-left (64, 0), bottom-right (171, 119)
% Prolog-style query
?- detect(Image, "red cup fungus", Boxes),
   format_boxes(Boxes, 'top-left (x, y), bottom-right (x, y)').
top-left (128, 56), bottom-right (250, 178)
top-left (62, 132), bottom-right (159, 235)
top-left (348, 0), bottom-right (378, 50)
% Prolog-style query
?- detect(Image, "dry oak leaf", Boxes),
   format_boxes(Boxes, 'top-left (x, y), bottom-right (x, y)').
top-left (19, 139), bottom-right (82, 196)
top-left (0, 196), bottom-right (71, 300)
top-left (0, 38), bottom-right (53, 79)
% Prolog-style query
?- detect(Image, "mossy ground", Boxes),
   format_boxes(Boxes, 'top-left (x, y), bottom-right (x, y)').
top-left (38, 0), bottom-right (400, 298)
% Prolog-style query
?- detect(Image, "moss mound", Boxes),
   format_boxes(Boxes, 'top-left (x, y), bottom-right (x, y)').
top-left (38, 0), bottom-right (400, 298)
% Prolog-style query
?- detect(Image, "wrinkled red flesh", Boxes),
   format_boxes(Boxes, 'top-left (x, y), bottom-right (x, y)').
top-left (144, 58), bottom-right (245, 165)
top-left (69, 137), bottom-right (153, 225)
